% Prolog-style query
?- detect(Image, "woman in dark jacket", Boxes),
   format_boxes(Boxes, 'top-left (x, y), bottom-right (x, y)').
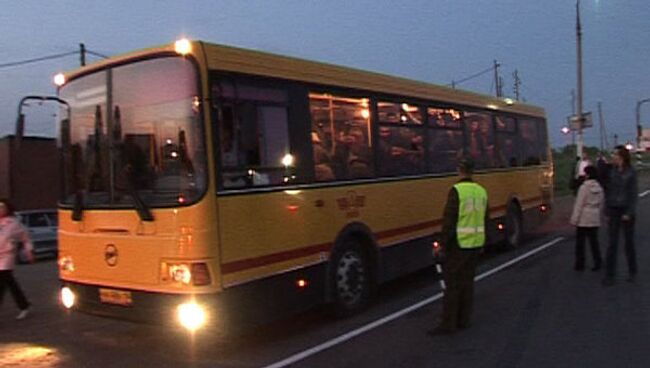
top-left (603, 146), bottom-right (638, 286)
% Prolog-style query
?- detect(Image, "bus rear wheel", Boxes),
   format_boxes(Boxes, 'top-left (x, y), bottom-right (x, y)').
top-left (330, 242), bottom-right (371, 316)
top-left (505, 204), bottom-right (523, 248)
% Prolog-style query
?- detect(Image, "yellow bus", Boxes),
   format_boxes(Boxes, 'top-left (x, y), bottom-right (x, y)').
top-left (55, 39), bottom-right (553, 331)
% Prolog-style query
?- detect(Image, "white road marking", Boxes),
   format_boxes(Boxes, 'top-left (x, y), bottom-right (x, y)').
top-left (639, 190), bottom-right (650, 198)
top-left (261, 236), bottom-right (566, 368)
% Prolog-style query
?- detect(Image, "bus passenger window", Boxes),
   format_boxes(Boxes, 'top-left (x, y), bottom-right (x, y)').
top-left (312, 132), bottom-right (335, 181)
top-left (219, 105), bottom-right (238, 168)
top-left (428, 129), bottom-right (463, 173)
top-left (519, 119), bottom-right (541, 166)
top-left (377, 101), bottom-right (424, 176)
top-left (464, 112), bottom-right (495, 170)
top-left (495, 115), bottom-right (518, 168)
top-left (427, 107), bottom-right (464, 173)
top-left (309, 93), bottom-right (374, 181)
top-left (213, 81), bottom-right (290, 189)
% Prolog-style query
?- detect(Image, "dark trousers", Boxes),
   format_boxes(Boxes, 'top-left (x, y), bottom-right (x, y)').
top-left (575, 226), bottom-right (602, 269)
top-left (440, 247), bottom-right (481, 331)
top-left (0, 270), bottom-right (30, 310)
top-left (605, 208), bottom-right (637, 278)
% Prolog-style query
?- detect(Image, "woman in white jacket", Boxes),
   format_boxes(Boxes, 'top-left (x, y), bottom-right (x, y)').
top-left (570, 166), bottom-right (604, 271)
top-left (0, 199), bottom-right (34, 319)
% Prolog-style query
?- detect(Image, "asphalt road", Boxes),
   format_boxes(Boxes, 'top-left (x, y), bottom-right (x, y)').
top-left (1, 176), bottom-right (649, 368)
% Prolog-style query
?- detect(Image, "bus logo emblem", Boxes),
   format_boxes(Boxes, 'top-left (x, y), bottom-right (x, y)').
top-left (337, 191), bottom-right (366, 218)
top-left (105, 244), bottom-right (119, 267)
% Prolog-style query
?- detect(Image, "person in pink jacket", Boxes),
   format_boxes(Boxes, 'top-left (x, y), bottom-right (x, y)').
top-left (570, 166), bottom-right (604, 271)
top-left (0, 199), bottom-right (34, 320)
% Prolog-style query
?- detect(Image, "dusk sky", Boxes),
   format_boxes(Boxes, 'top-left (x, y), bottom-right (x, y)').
top-left (1, 0), bottom-right (649, 148)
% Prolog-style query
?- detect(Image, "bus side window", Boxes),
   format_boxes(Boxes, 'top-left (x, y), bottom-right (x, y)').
top-left (308, 93), bottom-right (373, 182)
top-left (519, 119), bottom-right (541, 166)
top-left (464, 112), bottom-right (495, 170)
top-left (377, 101), bottom-right (424, 176)
top-left (237, 101), bottom-right (261, 167)
top-left (214, 81), bottom-right (290, 189)
top-left (219, 104), bottom-right (238, 168)
top-left (427, 107), bottom-right (463, 174)
top-left (429, 128), bottom-right (463, 173)
top-left (495, 115), bottom-right (518, 168)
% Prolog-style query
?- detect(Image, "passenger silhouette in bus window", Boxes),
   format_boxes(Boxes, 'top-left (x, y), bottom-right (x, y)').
top-left (220, 105), bottom-right (238, 168)
top-left (116, 135), bottom-right (154, 192)
top-left (178, 130), bottom-right (194, 176)
top-left (339, 125), bottom-right (372, 179)
top-left (312, 131), bottom-right (335, 181)
top-left (379, 126), bottom-right (423, 175)
top-left (88, 105), bottom-right (107, 192)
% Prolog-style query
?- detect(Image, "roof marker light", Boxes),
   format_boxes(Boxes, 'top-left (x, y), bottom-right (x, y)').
top-left (54, 73), bottom-right (66, 87)
top-left (175, 38), bottom-right (192, 55)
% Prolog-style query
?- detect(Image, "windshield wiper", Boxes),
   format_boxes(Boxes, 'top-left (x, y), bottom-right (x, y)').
top-left (72, 190), bottom-right (84, 221)
top-left (128, 187), bottom-right (154, 222)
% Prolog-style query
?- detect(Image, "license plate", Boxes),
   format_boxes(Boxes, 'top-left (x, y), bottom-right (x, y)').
top-left (99, 288), bottom-right (133, 306)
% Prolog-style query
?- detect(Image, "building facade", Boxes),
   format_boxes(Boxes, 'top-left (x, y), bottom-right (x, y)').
top-left (0, 135), bottom-right (60, 210)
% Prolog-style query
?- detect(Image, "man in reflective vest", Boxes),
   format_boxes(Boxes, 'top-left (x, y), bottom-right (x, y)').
top-left (428, 157), bottom-right (488, 336)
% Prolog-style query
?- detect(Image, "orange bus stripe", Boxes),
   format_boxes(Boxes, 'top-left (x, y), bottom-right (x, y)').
top-left (375, 220), bottom-right (441, 239)
top-left (221, 220), bottom-right (440, 275)
top-left (219, 198), bottom-right (544, 275)
top-left (221, 242), bottom-right (332, 275)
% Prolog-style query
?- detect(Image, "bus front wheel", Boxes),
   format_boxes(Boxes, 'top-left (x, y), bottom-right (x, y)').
top-left (329, 241), bottom-right (371, 316)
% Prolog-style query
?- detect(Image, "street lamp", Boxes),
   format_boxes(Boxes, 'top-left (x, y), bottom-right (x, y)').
top-left (636, 98), bottom-right (650, 152)
top-left (561, 126), bottom-right (571, 135)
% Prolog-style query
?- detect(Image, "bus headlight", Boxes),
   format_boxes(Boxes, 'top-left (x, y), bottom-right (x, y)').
top-left (61, 287), bottom-right (76, 309)
top-left (177, 302), bottom-right (207, 331)
top-left (161, 262), bottom-right (211, 286)
top-left (170, 264), bottom-right (192, 284)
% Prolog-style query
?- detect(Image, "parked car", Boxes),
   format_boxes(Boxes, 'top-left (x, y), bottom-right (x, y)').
top-left (15, 209), bottom-right (58, 260)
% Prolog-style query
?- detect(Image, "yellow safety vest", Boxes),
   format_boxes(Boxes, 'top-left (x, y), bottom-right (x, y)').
top-left (454, 182), bottom-right (488, 249)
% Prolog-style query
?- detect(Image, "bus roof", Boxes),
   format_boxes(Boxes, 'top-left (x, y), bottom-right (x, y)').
top-left (61, 40), bottom-right (545, 117)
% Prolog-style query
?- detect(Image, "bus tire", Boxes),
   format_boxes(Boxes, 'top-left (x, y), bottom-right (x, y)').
top-left (329, 240), bottom-right (371, 317)
top-left (505, 203), bottom-right (523, 248)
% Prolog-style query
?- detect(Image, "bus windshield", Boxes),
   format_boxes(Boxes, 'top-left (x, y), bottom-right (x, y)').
top-left (59, 56), bottom-right (206, 209)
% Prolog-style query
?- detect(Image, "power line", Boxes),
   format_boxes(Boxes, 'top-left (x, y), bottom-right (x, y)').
top-left (86, 49), bottom-right (110, 59)
top-left (0, 47), bottom-right (110, 71)
top-left (0, 51), bottom-right (79, 70)
top-left (449, 65), bottom-right (494, 87)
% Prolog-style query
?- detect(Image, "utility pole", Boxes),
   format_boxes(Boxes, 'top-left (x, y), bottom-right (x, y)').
top-left (614, 134), bottom-right (618, 147)
top-left (513, 69), bottom-right (521, 101)
top-left (80, 43), bottom-right (86, 66)
top-left (575, 0), bottom-right (585, 159)
top-left (493, 60), bottom-right (502, 97)
top-left (498, 76), bottom-right (504, 98)
top-left (571, 89), bottom-right (576, 146)
top-left (598, 102), bottom-right (608, 151)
